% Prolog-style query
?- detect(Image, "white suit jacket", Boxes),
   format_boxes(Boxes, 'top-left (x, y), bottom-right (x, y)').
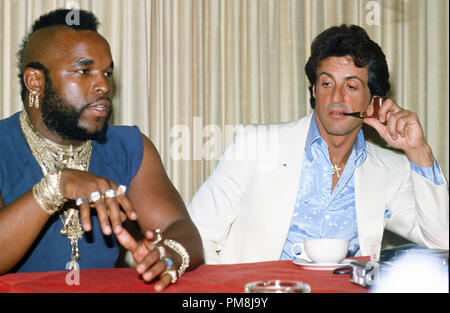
top-left (188, 114), bottom-right (449, 264)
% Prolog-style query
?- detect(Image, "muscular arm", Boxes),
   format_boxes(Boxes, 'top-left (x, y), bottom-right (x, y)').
top-left (0, 192), bottom-right (51, 274)
top-left (126, 134), bottom-right (203, 271)
top-left (113, 133), bottom-right (204, 291)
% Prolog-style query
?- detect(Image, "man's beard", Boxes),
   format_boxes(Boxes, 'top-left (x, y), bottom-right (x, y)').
top-left (40, 79), bottom-right (111, 143)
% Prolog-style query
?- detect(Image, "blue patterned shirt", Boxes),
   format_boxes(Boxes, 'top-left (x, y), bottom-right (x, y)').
top-left (280, 114), bottom-right (444, 260)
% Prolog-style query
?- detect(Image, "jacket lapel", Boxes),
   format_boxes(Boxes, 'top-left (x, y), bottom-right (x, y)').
top-left (261, 115), bottom-right (312, 258)
top-left (354, 148), bottom-right (387, 256)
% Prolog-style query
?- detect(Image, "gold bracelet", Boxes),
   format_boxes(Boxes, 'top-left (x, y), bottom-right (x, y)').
top-left (32, 170), bottom-right (66, 215)
top-left (163, 239), bottom-right (190, 277)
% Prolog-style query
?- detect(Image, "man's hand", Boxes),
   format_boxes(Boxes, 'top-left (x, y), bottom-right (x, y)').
top-left (115, 228), bottom-right (176, 291)
top-left (363, 98), bottom-right (434, 167)
top-left (59, 169), bottom-right (138, 235)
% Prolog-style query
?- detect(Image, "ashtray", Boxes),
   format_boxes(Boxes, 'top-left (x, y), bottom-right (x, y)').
top-left (245, 280), bottom-right (311, 293)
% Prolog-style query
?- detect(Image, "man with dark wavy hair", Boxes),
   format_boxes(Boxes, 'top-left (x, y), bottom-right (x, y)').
top-left (0, 9), bottom-right (203, 291)
top-left (305, 25), bottom-right (390, 109)
top-left (188, 24), bottom-right (448, 264)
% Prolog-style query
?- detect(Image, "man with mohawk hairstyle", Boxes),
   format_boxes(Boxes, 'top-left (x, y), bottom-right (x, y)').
top-left (0, 8), bottom-right (203, 292)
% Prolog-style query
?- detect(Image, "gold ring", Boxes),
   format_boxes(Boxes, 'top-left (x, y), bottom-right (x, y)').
top-left (104, 189), bottom-right (116, 199)
top-left (76, 197), bottom-right (89, 206)
top-left (157, 245), bottom-right (166, 259)
top-left (151, 228), bottom-right (163, 245)
top-left (90, 191), bottom-right (101, 202)
top-left (162, 269), bottom-right (177, 284)
top-left (115, 185), bottom-right (127, 196)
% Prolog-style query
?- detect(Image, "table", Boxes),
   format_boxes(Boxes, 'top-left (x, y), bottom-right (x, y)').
top-left (0, 259), bottom-right (368, 293)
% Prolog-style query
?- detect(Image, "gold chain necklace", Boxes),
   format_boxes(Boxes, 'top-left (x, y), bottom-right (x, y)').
top-left (19, 111), bottom-right (92, 175)
top-left (20, 110), bottom-right (92, 270)
top-left (331, 150), bottom-right (351, 178)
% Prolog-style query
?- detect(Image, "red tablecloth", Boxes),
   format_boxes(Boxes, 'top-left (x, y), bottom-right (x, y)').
top-left (0, 260), bottom-right (368, 293)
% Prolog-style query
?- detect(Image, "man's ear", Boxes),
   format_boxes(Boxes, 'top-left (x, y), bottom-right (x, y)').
top-left (23, 67), bottom-right (45, 94)
top-left (312, 84), bottom-right (317, 98)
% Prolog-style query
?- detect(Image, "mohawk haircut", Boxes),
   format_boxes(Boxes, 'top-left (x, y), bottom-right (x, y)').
top-left (17, 9), bottom-right (100, 101)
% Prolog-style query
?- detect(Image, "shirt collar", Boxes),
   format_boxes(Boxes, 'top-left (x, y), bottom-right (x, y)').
top-left (305, 113), bottom-right (366, 163)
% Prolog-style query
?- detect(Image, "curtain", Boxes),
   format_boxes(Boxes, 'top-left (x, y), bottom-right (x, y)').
top-left (1, 0), bottom-right (448, 205)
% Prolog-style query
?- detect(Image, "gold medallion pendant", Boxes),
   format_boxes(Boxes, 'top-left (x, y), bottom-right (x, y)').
top-left (20, 111), bottom-right (92, 269)
top-left (331, 163), bottom-right (342, 178)
top-left (60, 208), bottom-right (84, 270)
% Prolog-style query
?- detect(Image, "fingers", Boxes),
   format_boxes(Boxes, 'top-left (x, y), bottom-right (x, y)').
top-left (118, 229), bottom-right (177, 292)
top-left (155, 272), bottom-right (174, 292)
top-left (115, 228), bottom-right (158, 272)
top-left (120, 211), bottom-right (127, 223)
top-left (377, 99), bottom-right (414, 140)
top-left (76, 181), bottom-right (136, 236)
top-left (90, 181), bottom-right (118, 235)
top-left (364, 98), bottom-right (426, 151)
top-left (145, 229), bottom-right (156, 241)
top-left (79, 203), bottom-right (92, 232)
top-left (103, 189), bottom-right (123, 234)
top-left (385, 110), bottom-right (411, 140)
top-left (115, 187), bottom-right (138, 222)
top-left (115, 227), bottom-right (139, 252)
top-left (136, 230), bottom-right (164, 269)
top-left (137, 246), bottom-right (174, 292)
top-left (60, 169), bottom-right (138, 237)
top-left (378, 98), bottom-right (401, 124)
top-left (138, 254), bottom-right (165, 281)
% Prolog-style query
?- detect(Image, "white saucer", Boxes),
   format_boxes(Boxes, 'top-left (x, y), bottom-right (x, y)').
top-left (293, 258), bottom-right (353, 270)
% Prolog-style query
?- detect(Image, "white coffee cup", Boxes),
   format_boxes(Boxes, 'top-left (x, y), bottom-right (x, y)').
top-left (291, 238), bottom-right (349, 264)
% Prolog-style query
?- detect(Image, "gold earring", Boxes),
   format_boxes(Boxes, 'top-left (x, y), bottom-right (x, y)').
top-left (29, 91), bottom-right (40, 109)
top-left (34, 92), bottom-right (40, 109)
top-left (29, 91), bottom-right (35, 108)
